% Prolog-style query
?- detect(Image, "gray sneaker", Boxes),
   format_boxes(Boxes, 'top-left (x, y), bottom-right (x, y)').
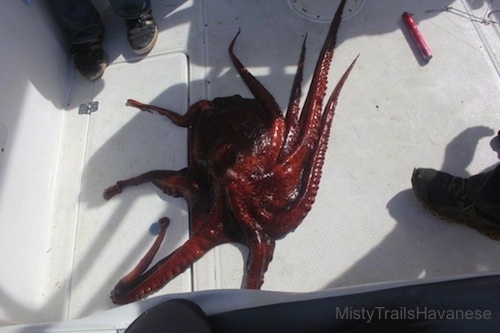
top-left (411, 168), bottom-right (500, 240)
top-left (126, 10), bottom-right (158, 54)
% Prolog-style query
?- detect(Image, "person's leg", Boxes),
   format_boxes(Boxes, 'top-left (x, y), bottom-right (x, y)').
top-left (48, 0), bottom-right (107, 80)
top-left (109, 0), bottom-right (158, 54)
top-left (109, 0), bottom-right (151, 18)
top-left (467, 165), bottom-right (500, 219)
top-left (48, 0), bottom-right (102, 43)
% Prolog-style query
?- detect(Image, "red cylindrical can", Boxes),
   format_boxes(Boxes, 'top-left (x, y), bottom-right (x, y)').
top-left (402, 12), bottom-right (432, 61)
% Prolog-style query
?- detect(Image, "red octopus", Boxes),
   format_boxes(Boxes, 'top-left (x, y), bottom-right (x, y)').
top-left (104, 0), bottom-right (358, 304)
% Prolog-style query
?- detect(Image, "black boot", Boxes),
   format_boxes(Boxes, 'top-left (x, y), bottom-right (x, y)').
top-left (412, 168), bottom-right (500, 240)
top-left (71, 37), bottom-right (107, 80)
top-left (125, 10), bottom-right (158, 54)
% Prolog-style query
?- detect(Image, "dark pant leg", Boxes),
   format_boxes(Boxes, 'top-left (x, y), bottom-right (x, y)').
top-left (467, 164), bottom-right (500, 219)
top-left (109, 0), bottom-right (151, 19)
top-left (48, 0), bottom-right (103, 44)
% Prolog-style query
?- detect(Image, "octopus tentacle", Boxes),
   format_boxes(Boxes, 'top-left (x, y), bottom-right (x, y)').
top-left (294, 0), bottom-right (347, 151)
top-left (127, 99), bottom-right (213, 127)
top-left (274, 0), bottom-right (356, 224)
top-left (111, 219), bottom-right (229, 304)
top-left (103, 169), bottom-right (196, 201)
top-left (284, 56), bottom-right (358, 222)
top-left (279, 34), bottom-right (307, 160)
top-left (229, 30), bottom-right (286, 161)
top-left (111, 218), bottom-right (170, 297)
top-left (229, 29), bottom-right (282, 120)
top-left (244, 232), bottom-right (276, 289)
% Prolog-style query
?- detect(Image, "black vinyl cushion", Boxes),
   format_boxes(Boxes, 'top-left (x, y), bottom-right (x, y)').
top-left (126, 275), bottom-right (500, 332)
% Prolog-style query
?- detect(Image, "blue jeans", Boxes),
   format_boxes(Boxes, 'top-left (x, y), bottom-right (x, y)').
top-left (48, 0), bottom-right (151, 44)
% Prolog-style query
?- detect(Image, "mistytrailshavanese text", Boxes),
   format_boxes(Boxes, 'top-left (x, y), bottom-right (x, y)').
top-left (336, 306), bottom-right (492, 323)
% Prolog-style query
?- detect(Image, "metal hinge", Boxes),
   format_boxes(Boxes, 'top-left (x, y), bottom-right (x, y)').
top-left (78, 101), bottom-right (99, 115)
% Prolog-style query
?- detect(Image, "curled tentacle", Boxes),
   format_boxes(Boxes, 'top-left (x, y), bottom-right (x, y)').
top-left (111, 222), bottom-right (229, 304)
top-left (111, 217), bottom-right (170, 302)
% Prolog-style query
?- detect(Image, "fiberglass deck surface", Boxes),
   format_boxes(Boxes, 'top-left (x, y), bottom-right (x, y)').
top-left (52, 0), bottom-right (500, 320)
